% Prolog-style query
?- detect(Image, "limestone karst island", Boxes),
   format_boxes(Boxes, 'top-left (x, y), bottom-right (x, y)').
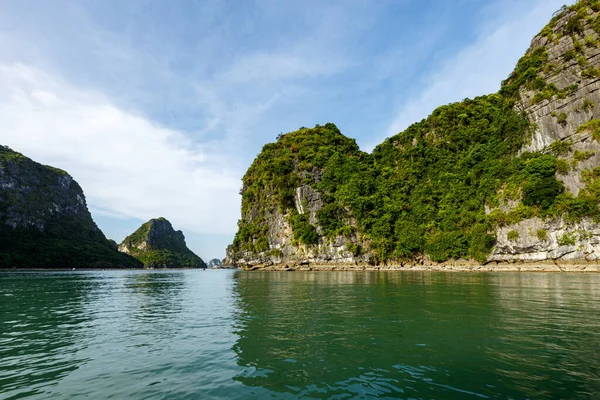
top-left (3, 2), bottom-right (600, 400)
top-left (226, 3), bottom-right (600, 271)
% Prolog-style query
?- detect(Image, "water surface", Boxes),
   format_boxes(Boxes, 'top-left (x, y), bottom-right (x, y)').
top-left (1, 270), bottom-right (599, 399)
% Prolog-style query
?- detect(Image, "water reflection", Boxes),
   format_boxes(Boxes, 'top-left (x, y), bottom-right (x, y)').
top-left (2, 270), bottom-right (600, 399)
top-left (0, 270), bottom-right (241, 399)
top-left (124, 272), bottom-right (185, 322)
top-left (0, 272), bottom-right (96, 398)
top-left (231, 271), bottom-right (497, 398)
top-left (488, 273), bottom-right (600, 399)
top-left (231, 271), bottom-right (600, 399)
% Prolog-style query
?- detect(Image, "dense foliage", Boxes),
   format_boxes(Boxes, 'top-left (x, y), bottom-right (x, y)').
top-left (0, 231), bottom-right (142, 269)
top-left (134, 249), bottom-right (206, 269)
top-left (231, 96), bottom-right (541, 263)
top-left (368, 95), bottom-right (533, 262)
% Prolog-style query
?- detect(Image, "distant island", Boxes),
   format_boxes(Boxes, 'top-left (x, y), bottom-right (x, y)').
top-left (225, 1), bottom-right (600, 271)
top-left (119, 218), bottom-right (207, 268)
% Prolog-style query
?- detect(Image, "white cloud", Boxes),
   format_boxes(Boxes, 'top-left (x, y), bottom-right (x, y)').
top-left (374, 0), bottom-right (568, 150)
top-left (0, 63), bottom-right (241, 236)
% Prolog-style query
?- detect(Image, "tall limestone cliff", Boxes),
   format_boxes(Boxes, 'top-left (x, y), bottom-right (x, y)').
top-left (227, 0), bottom-right (600, 269)
top-left (491, 1), bottom-right (600, 262)
top-left (119, 218), bottom-right (207, 268)
top-left (0, 145), bottom-right (142, 268)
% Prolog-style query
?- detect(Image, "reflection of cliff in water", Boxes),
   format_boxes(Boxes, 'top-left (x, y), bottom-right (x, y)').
top-left (485, 273), bottom-right (600, 399)
top-left (230, 271), bottom-right (500, 397)
top-left (231, 271), bottom-right (600, 399)
top-left (0, 272), bottom-right (97, 398)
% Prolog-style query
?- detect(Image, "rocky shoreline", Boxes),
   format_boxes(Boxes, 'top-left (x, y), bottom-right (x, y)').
top-left (0, 267), bottom-right (212, 271)
top-left (2, 263), bottom-right (600, 272)
top-left (240, 262), bottom-right (600, 272)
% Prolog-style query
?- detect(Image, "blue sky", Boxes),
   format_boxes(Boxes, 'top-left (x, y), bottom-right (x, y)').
top-left (0, 0), bottom-right (569, 260)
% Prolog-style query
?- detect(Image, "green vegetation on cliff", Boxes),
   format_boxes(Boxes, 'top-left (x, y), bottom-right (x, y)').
top-left (0, 146), bottom-right (142, 268)
top-left (232, 97), bottom-right (547, 263)
top-left (119, 218), bottom-right (207, 268)
top-left (370, 95), bottom-right (533, 262)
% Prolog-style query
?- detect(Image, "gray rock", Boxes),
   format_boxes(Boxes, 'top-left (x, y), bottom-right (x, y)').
top-left (490, 7), bottom-right (600, 263)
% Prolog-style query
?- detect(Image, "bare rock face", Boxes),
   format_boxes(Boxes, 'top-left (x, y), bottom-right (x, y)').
top-left (294, 185), bottom-right (322, 226)
top-left (229, 182), bottom-right (369, 269)
top-left (491, 217), bottom-right (600, 262)
top-left (491, 3), bottom-right (600, 263)
top-left (516, 7), bottom-right (600, 194)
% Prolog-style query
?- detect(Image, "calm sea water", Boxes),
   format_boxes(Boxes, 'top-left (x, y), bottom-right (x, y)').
top-left (1, 270), bottom-right (600, 399)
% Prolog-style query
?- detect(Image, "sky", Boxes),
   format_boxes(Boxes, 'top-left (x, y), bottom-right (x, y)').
top-left (0, 0), bottom-right (570, 260)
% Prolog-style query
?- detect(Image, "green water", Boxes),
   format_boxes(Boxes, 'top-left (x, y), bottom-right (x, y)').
top-left (1, 271), bottom-right (600, 399)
